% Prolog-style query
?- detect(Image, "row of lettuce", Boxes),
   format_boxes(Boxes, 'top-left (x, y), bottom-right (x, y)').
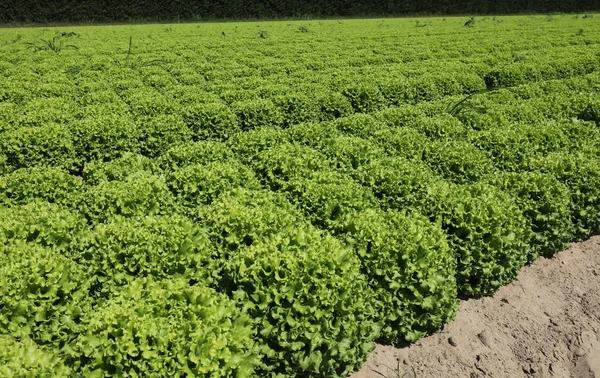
top-left (1, 50), bottom-right (599, 120)
top-left (2, 71), bottom-right (600, 377)
top-left (2, 69), bottom-right (599, 172)
top-left (2, 62), bottom-right (600, 177)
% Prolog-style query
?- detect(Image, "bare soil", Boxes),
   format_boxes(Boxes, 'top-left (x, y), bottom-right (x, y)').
top-left (351, 236), bottom-right (600, 378)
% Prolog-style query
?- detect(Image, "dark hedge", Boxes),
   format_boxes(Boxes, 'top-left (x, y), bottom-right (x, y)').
top-left (1, 0), bottom-right (598, 23)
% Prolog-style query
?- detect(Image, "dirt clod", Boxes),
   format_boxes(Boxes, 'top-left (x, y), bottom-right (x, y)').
top-left (477, 330), bottom-right (491, 348)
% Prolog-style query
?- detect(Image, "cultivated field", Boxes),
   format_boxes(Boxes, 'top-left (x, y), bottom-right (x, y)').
top-left (1, 14), bottom-right (599, 377)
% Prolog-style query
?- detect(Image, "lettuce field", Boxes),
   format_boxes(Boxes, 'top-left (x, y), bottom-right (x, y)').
top-left (1, 14), bottom-right (600, 377)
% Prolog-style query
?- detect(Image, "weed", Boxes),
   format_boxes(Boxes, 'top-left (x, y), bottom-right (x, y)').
top-left (65, 66), bottom-right (82, 78)
top-left (446, 87), bottom-right (502, 117)
top-left (298, 25), bottom-right (309, 33)
top-left (576, 28), bottom-right (584, 36)
top-left (114, 36), bottom-right (169, 70)
top-left (258, 30), bottom-right (270, 39)
top-left (464, 17), bottom-right (475, 27)
top-left (58, 31), bottom-right (79, 38)
top-left (512, 51), bottom-right (526, 62)
top-left (371, 359), bottom-right (417, 378)
top-left (23, 35), bottom-right (78, 54)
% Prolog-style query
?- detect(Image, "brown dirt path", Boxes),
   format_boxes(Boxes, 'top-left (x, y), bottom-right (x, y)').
top-left (351, 236), bottom-right (600, 378)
